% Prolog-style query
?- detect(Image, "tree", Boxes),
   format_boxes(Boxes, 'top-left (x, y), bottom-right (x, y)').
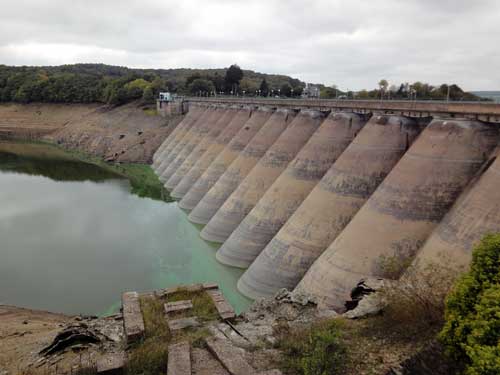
top-left (280, 83), bottom-right (292, 97)
top-left (225, 64), bottom-right (243, 94)
top-left (188, 78), bottom-right (215, 95)
top-left (259, 79), bottom-right (269, 97)
top-left (142, 86), bottom-right (155, 103)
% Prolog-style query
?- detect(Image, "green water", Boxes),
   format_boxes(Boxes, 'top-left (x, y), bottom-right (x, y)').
top-left (0, 142), bottom-right (251, 315)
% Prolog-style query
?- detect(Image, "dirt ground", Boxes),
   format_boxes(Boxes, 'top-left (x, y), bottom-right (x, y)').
top-left (0, 305), bottom-right (71, 373)
top-left (0, 102), bottom-right (182, 164)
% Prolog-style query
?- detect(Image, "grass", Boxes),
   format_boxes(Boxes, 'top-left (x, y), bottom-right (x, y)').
top-left (276, 319), bottom-right (348, 375)
top-left (126, 290), bottom-right (216, 374)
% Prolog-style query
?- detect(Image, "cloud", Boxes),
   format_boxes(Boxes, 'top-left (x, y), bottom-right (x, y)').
top-left (1, 0), bottom-right (499, 90)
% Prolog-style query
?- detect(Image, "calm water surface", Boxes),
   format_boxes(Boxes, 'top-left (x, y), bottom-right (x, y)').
top-left (0, 142), bottom-right (251, 315)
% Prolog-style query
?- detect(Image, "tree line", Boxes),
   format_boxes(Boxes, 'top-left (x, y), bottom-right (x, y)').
top-left (0, 63), bottom-right (306, 105)
top-left (319, 79), bottom-right (484, 101)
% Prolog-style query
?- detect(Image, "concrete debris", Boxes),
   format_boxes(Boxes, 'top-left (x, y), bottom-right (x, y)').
top-left (343, 278), bottom-right (386, 319)
top-left (96, 352), bottom-right (125, 375)
top-left (168, 342), bottom-right (191, 375)
top-left (168, 317), bottom-right (201, 331)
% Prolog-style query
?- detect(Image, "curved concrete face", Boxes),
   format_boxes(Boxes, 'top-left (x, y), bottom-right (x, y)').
top-left (296, 118), bottom-right (499, 310)
top-left (160, 106), bottom-right (225, 184)
top-left (156, 106), bottom-right (213, 178)
top-left (411, 147), bottom-right (500, 272)
top-left (201, 109), bottom-right (323, 244)
top-left (172, 106), bottom-right (254, 200)
top-left (235, 115), bottom-right (420, 299)
top-left (221, 112), bottom-right (367, 270)
top-left (165, 106), bottom-right (240, 191)
top-left (183, 107), bottom-right (280, 216)
top-left (153, 105), bottom-right (204, 173)
top-left (153, 105), bottom-right (203, 168)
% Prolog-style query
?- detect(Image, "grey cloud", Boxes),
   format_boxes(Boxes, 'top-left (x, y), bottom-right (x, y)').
top-left (0, 0), bottom-right (499, 90)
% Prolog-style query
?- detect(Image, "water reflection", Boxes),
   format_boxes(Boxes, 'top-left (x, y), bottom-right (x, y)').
top-left (0, 142), bottom-right (251, 315)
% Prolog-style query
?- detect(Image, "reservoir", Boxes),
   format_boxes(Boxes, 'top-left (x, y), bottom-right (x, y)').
top-left (0, 141), bottom-right (251, 316)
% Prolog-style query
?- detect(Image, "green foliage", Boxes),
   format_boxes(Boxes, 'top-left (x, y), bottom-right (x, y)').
top-left (225, 64), bottom-right (244, 90)
top-left (277, 320), bottom-right (347, 375)
top-left (188, 78), bottom-right (215, 95)
top-left (259, 78), bottom-right (269, 96)
top-left (440, 234), bottom-right (500, 375)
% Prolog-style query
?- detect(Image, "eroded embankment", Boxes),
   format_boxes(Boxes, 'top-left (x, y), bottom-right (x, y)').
top-left (0, 102), bottom-right (182, 164)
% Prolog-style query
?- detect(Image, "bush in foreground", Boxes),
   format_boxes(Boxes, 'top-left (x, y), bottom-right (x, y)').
top-left (440, 234), bottom-right (500, 375)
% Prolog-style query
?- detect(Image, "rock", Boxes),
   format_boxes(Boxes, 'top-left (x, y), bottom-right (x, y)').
top-left (96, 352), bottom-right (125, 375)
top-left (39, 324), bottom-right (100, 356)
top-left (206, 337), bottom-right (257, 375)
top-left (343, 293), bottom-right (385, 319)
top-left (164, 300), bottom-right (193, 314)
top-left (167, 342), bottom-right (191, 375)
top-left (168, 317), bottom-right (200, 331)
top-left (315, 308), bottom-right (339, 320)
top-left (122, 291), bottom-right (145, 344)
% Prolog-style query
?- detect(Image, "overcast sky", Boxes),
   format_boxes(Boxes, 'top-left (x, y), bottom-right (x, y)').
top-left (1, 0), bottom-right (499, 90)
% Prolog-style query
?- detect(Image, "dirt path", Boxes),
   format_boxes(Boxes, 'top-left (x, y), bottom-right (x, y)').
top-left (0, 305), bottom-right (71, 373)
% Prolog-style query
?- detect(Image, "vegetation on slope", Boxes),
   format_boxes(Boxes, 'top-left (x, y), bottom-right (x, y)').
top-left (0, 63), bottom-right (306, 105)
top-left (440, 234), bottom-right (500, 375)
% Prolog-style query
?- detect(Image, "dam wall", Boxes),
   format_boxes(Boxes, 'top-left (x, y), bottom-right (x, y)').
top-left (295, 119), bottom-right (499, 310)
top-left (236, 114), bottom-right (421, 299)
top-left (186, 108), bottom-right (291, 221)
top-left (165, 105), bottom-right (239, 191)
top-left (200, 109), bottom-right (323, 243)
top-left (171, 106), bottom-right (254, 200)
top-left (153, 104), bottom-right (205, 169)
top-left (158, 106), bottom-right (223, 182)
top-left (218, 112), bottom-right (368, 269)
top-left (153, 97), bottom-right (500, 311)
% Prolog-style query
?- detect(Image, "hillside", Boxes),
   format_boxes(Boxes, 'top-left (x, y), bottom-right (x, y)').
top-left (0, 63), bottom-right (305, 105)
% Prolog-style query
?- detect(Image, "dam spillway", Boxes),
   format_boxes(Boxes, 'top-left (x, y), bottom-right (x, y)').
top-left (200, 109), bottom-right (323, 243)
top-left (217, 112), bottom-right (368, 269)
top-left (153, 98), bottom-right (500, 312)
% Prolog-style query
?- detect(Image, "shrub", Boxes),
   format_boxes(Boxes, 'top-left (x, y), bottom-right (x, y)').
top-left (380, 255), bottom-right (462, 330)
top-left (440, 234), bottom-right (500, 375)
top-left (277, 320), bottom-right (347, 375)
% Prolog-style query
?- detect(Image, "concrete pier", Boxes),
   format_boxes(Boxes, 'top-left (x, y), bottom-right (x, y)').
top-left (172, 106), bottom-right (254, 200)
top-left (157, 106), bottom-right (217, 179)
top-left (154, 105), bottom-right (206, 174)
top-left (165, 105), bottom-right (239, 191)
top-left (296, 119), bottom-right (499, 310)
top-left (411, 148), bottom-right (500, 270)
top-left (200, 109), bottom-right (324, 243)
top-left (236, 115), bottom-right (421, 299)
top-left (160, 106), bottom-right (225, 183)
top-left (187, 107), bottom-right (290, 222)
top-left (218, 112), bottom-right (367, 269)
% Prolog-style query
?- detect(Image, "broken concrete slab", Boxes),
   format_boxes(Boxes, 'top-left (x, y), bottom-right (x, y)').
top-left (207, 289), bottom-right (236, 320)
top-left (167, 341), bottom-right (191, 375)
top-left (122, 291), bottom-right (145, 344)
top-left (164, 300), bottom-right (193, 314)
top-left (168, 317), bottom-right (200, 331)
top-left (96, 352), bottom-right (125, 375)
top-left (206, 337), bottom-right (257, 375)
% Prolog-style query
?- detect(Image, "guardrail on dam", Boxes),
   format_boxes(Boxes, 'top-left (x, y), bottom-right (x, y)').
top-left (152, 98), bottom-right (500, 311)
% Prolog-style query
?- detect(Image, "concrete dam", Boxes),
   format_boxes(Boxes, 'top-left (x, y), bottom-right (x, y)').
top-left (152, 98), bottom-right (500, 311)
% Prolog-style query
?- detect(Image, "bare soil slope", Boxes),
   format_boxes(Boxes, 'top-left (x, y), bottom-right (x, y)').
top-left (0, 102), bottom-right (182, 163)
